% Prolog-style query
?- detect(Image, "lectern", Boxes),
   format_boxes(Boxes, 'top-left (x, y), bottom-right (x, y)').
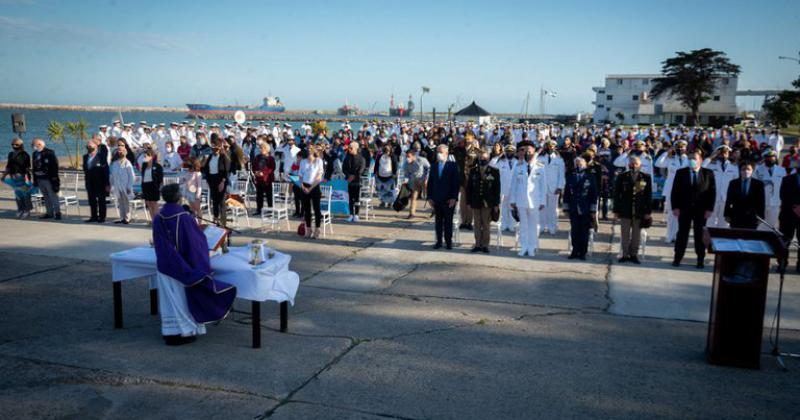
top-left (705, 228), bottom-right (787, 369)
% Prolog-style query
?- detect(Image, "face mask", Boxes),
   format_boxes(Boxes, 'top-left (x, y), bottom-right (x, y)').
top-left (12, 144), bottom-right (21, 150)
top-left (742, 170), bottom-right (752, 179)
top-left (577, 166), bottom-right (586, 172)
top-left (437, 153), bottom-right (446, 162)
top-left (766, 160), bottom-right (775, 167)
top-left (505, 152), bottom-right (514, 158)
top-left (479, 159), bottom-right (488, 166)
top-left (689, 160), bottom-right (698, 169)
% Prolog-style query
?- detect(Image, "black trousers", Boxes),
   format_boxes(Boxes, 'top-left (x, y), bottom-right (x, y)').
top-left (85, 174), bottom-right (108, 221)
top-left (674, 209), bottom-right (707, 263)
top-left (348, 183), bottom-right (361, 215)
top-left (302, 184), bottom-right (322, 228)
top-left (255, 182), bottom-right (273, 212)
top-left (292, 184), bottom-right (303, 215)
top-left (207, 175), bottom-right (226, 219)
top-left (434, 202), bottom-right (455, 246)
top-left (779, 215), bottom-right (800, 269)
top-left (569, 211), bottom-right (591, 257)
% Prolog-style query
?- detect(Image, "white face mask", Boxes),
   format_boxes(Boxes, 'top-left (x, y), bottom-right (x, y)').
top-left (689, 160), bottom-right (698, 169)
top-left (437, 153), bottom-right (447, 162)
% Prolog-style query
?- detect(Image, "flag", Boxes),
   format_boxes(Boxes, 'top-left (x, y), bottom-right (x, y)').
top-left (422, 86), bottom-right (430, 94)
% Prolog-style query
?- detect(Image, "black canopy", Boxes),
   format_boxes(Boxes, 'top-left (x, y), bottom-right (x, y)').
top-left (454, 101), bottom-right (490, 117)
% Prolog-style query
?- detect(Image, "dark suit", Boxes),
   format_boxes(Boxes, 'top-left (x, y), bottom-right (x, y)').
top-left (202, 153), bottom-right (231, 219)
top-left (563, 171), bottom-right (598, 258)
top-left (82, 145), bottom-right (110, 221)
top-left (671, 167), bottom-right (716, 264)
top-left (724, 177), bottom-right (765, 229)
top-left (779, 172), bottom-right (800, 269)
top-left (427, 160), bottom-right (461, 246)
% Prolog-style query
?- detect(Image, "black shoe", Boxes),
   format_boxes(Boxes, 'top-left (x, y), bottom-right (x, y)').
top-left (55, 213), bottom-right (62, 220)
top-left (465, 224), bottom-right (473, 231)
top-left (458, 223), bottom-right (468, 230)
top-left (121, 220), bottom-right (130, 225)
top-left (114, 220), bottom-right (124, 224)
top-left (433, 243), bottom-right (442, 250)
top-left (446, 243), bottom-right (453, 250)
top-left (630, 257), bottom-right (641, 265)
top-left (568, 254), bottom-right (578, 260)
top-left (84, 218), bottom-right (98, 223)
top-left (163, 335), bottom-right (197, 346)
top-left (39, 214), bottom-right (53, 219)
top-left (97, 218), bottom-right (105, 223)
top-left (470, 246), bottom-right (481, 253)
top-left (578, 255), bottom-right (587, 260)
top-left (253, 210), bottom-right (262, 217)
top-left (618, 256), bottom-right (629, 263)
top-left (696, 260), bottom-right (704, 269)
top-left (481, 247), bottom-right (490, 254)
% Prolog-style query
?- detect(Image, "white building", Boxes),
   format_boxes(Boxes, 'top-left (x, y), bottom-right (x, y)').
top-left (592, 74), bottom-right (739, 126)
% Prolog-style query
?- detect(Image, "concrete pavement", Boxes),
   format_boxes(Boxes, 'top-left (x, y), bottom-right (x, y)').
top-left (0, 190), bottom-right (799, 419)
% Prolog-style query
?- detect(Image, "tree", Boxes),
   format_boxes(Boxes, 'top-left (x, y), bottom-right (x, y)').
top-left (762, 75), bottom-right (800, 128)
top-left (65, 119), bottom-right (89, 169)
top-left (650, 48), bottom-right (740, 126)
top-left (46, 121), bottom-right (69, 166)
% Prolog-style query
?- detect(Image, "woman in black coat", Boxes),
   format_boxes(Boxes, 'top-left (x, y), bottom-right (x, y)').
top-left (140, 149), bottom-right (164, 221)
top-left (2, 138), bottom-right (33, 218)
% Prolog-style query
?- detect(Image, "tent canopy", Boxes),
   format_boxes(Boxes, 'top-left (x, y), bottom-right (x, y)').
top-left (454, 101), bottom-right (491, 117)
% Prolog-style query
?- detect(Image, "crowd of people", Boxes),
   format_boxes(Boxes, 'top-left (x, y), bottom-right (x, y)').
top-left (2, 119), bottom-right (799, 270)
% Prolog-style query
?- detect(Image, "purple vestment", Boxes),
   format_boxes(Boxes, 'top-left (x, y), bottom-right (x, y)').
top-left (152, 203), bottom-right (236, 324)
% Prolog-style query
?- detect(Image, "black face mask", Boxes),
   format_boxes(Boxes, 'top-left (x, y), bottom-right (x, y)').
top-left (505, 153), bottom-right (514, 158)
top-left (479, 159), bottom-right (489, 166)
top-left (12, 145), bottom-right (22, 150)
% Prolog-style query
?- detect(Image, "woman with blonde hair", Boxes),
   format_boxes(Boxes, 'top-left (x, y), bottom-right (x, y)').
top-left (299, 144), bottom-right (324, 238)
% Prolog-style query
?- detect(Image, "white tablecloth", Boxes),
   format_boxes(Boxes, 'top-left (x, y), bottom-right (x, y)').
top-left (110, 246), bottom-right (299, 305)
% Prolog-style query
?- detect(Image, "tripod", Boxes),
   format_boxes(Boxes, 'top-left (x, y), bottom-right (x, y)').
top-left (757, 215), bottom-right (800, 371)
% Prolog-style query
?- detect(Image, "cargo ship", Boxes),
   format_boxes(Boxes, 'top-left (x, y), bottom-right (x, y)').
top-left (389, 94), bottom-right (414, 117)
top-left (186, 96), bottom-right (286, 119)
top-left (337, 99), bottom-right (359, 116)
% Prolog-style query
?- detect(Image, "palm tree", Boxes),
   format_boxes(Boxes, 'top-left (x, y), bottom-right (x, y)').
top-left (65, 118), bottom-right (89, 169)
top-left (46, 120), bottom-right (72, 167)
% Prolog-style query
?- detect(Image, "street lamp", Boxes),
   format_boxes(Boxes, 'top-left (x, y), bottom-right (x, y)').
top-left (420, 86), bottom-right (430, 121)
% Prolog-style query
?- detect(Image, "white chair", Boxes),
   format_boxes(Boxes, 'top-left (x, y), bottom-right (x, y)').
top-left (615, 224), bottom-right (647, 260)
top-left (129, 176), bottom-right (149, 222)
top-left (491, 218), bottom-right (504, 250)
top-left (320, 185), bottom-right (334, 237)
top-left (59, 172), bottom-right (81, 216)
top-left (566, 230), bottom-right (596, 257)
top-left (225, 195), bottom-right (250, 228)
top-left (261, 182), bottom-right (291, 232)
top-left (451, 200), bottom-right (462, 246)
top-left (359, 177), bottom-right (376, 220)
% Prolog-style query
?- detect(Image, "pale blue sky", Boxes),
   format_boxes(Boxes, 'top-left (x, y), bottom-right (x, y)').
top-left (0, 0), bottom-right (798, 113)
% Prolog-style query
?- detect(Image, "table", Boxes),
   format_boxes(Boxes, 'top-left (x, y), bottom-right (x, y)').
top-left (110, 246), bottom-right (299, 348)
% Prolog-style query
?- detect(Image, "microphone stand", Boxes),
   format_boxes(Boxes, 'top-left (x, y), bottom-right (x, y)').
top-left (756, 215), bottom-right (800, 371)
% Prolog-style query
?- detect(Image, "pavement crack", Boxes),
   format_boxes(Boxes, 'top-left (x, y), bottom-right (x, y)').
top-left (256, 338), bottom-right (364, 419)
top-left (278, 400), bottom-right (422, 420)
top-left (0, 262), bottom-right (81, 284)
top-left (602, 220), bottom-right (618, 312)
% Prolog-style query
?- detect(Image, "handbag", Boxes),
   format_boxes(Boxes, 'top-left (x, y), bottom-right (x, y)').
top-left (297, 223), bottom-right (306, 236)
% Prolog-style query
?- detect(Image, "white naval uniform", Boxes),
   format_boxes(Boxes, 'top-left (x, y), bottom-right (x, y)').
top-left (755, 163), bottom-right (786, 229)
top-left (702, 158), bottom-right (738, 228)
top-left (509, 158), bottom-right (547, 256)
top-left (495, 157), bottom-right (518, 231)
top-left (536, 152), bottom-right (565, 234)
top-left (655, 153), bottom-right (690, 242)
top-left (768, 134), bottom-right (784, 157)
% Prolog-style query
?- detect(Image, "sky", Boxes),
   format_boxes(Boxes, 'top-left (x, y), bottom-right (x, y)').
top-left (0, 0), bottom-right (798, 114)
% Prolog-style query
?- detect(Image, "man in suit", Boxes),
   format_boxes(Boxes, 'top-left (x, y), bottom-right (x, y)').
top-left (82, 136), bottom-right (110, 223)
top-left (613, 156), bottom-right (652, 264)
top-left (202, 135), bottom-right (231, 223)
top-left (563, 157), bottom-right (598, 260)
top-left (724, 162), bottom-right (765, 229)
top-left (779, 160), bottom-right (800, 272)
top-left (31, 138), bottom-right (61, 220)
top-left (671, 151), bottom-right (716, 268)
top-left (427, 144), bottom-right (461, 250)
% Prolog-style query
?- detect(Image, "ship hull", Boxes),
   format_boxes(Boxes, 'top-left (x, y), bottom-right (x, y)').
top-left (186, 103), bottom-right (286, 119)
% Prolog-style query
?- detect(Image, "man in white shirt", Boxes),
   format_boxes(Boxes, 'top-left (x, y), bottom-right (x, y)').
top-left (536, 140), bottom-right (565, 234)
top-left (97, 125), bottom-right (109, 145)
top-left (509, 141), bottom-right (547, 257)
top-left (702, 145), bottom-right (738, 227)
top-left (755, 150), bottom-right (785, 229)
top-left (655, 140), bottom-right (690, 243)
top-left (495, 144), bottom-right (518, 231)
top-left (614, 140), bottom-right (653, 176)
top-left (768, 129), bottom-right (784, 157)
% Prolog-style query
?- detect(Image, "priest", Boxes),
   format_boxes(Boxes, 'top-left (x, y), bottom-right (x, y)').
top-left (152, 183), bottom-right (237, 345)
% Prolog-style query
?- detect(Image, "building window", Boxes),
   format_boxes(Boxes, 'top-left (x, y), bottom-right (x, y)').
top-left (675, 115), bottom-right (684, 124)
top-left (598, 89), bottom-right (605, 94)
top-left (597, 104), bottom-right (604, 108)
top-left (713, 95), bottom-right (720, 101)
top-left (642, 79), bottom-right (649, 85)
top-left (606, 95), bottom-right (613, 101)
top-left (617, 79), bottom-right (623, 85)
top-left (632, 95), bottom-right (639, 101)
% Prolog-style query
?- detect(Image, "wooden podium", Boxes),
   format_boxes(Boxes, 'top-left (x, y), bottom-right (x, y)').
top-left (705, 227), bottom-right (787, 369)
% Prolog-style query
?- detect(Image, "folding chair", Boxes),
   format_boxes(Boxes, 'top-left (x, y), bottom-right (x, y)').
top-left (261, 182), bottom-right (291, 232)
top-left (320, 185), bottom-right (334, 237)
top-left (59, 172), bottom-right (81, 216)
